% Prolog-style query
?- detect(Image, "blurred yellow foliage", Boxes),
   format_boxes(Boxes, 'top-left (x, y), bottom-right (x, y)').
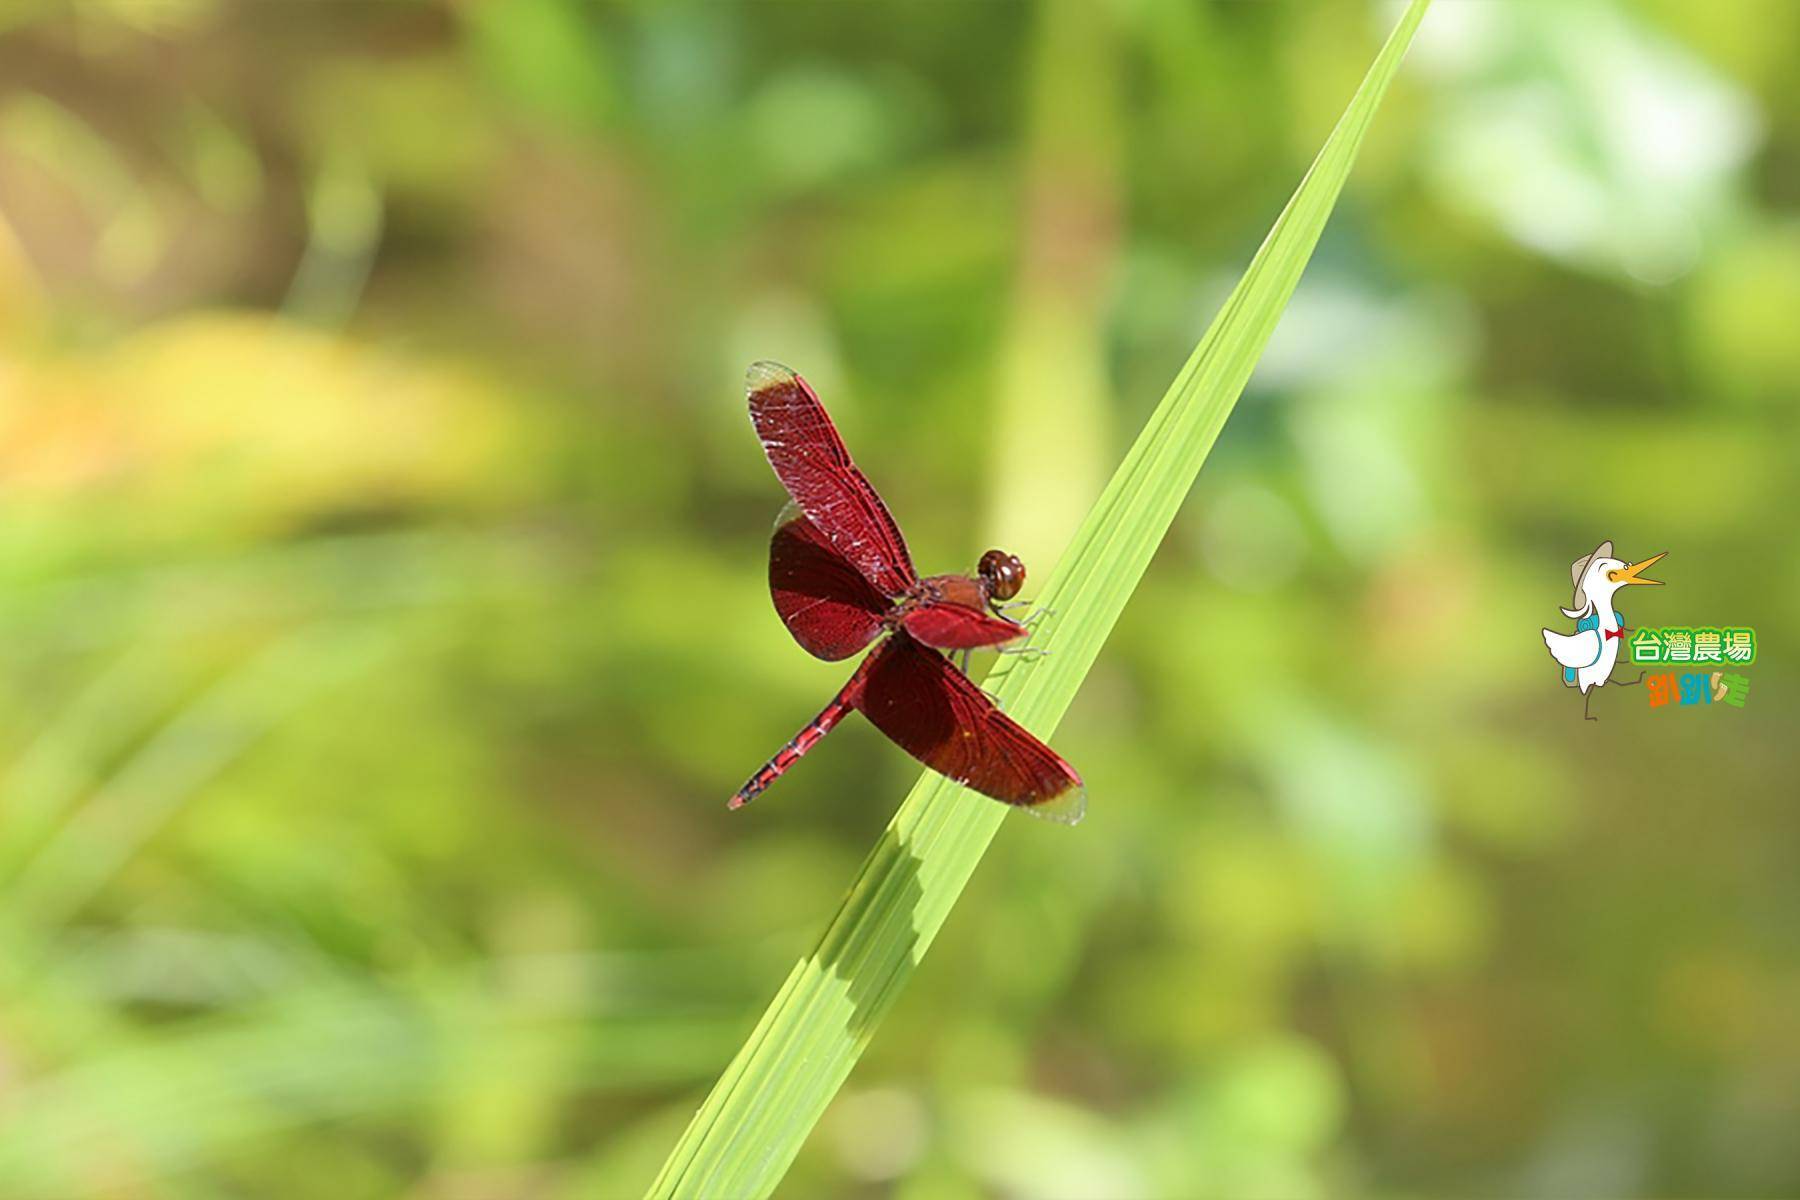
top-left (0, 314), bottom-right (521, 542)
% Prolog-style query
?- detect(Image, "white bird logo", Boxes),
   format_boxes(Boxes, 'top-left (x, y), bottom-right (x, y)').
top-left (1541, 540), bottom-right (1665, 721)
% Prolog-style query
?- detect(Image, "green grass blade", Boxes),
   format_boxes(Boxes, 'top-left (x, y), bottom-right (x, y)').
top-left (651, 4), bottom-right (1430, 1194)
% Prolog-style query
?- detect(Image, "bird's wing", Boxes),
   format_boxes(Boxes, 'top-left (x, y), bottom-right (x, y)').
top-left (1542, 627), bottom-right (1599, 669)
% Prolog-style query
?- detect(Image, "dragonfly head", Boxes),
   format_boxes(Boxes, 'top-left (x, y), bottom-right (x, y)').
top-left (978, 549), bottom-right (1025, 601)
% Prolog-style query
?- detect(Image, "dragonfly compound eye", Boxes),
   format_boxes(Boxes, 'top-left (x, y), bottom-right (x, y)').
top-left (979, 549), bottom-right (1026, 601)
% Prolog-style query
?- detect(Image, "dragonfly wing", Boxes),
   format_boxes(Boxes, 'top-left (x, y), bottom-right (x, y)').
top-left (853, 632), bottom-right (1085, 823)
top-left (771, 507), bottom-right (891, 661)
top-left (747, 361), bottom-right (919, 598)
top-left (900, 600), bottom-right (1028, 652)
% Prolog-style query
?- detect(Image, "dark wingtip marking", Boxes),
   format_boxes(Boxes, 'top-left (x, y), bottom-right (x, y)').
top-left (746, 360), bottom-right (798, 398)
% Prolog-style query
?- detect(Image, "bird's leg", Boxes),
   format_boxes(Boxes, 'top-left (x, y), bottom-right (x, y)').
top-left (1610, 670), bottom-right (1646, 686)
top-left (1584, 689), bottom-right (1597, 722)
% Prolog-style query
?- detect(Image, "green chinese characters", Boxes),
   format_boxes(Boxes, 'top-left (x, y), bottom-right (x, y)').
top-left (1629, 626), bottom-right (1755, 665)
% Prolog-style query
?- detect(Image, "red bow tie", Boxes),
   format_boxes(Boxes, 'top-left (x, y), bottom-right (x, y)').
top-left (1604, 627), bottom-right (1625, 641)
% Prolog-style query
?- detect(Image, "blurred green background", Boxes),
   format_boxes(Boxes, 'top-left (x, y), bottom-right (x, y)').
top-left (0, 1), bottom-right (1794, 1197)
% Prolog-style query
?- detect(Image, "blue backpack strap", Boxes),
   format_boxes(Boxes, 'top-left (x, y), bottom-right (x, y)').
top-left (1568, 611), bottom-right (1607, 672)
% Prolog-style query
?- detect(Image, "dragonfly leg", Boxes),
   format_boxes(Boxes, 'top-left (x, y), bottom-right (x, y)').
top-left (947, 645), bottom-right (1005, 707)
top-left (996, 600), bottom-right (1055, 622)
top-left (996, 645), bottom-right (1052, 660)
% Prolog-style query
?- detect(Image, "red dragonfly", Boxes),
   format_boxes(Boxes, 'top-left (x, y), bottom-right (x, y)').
top-left (729, 362), bottom-right (1084, 823)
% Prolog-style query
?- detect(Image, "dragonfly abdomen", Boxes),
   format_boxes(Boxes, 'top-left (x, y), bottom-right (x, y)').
top-left (727, 687), bottom-right (858, 810)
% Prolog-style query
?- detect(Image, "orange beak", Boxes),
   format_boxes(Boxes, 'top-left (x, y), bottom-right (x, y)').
top-left (1608, 551), bottom-right (1665, 587)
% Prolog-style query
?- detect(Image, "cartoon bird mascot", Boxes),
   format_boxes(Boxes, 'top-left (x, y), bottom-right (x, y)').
top-left (1541, 540), bottom-right (1665, 721)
